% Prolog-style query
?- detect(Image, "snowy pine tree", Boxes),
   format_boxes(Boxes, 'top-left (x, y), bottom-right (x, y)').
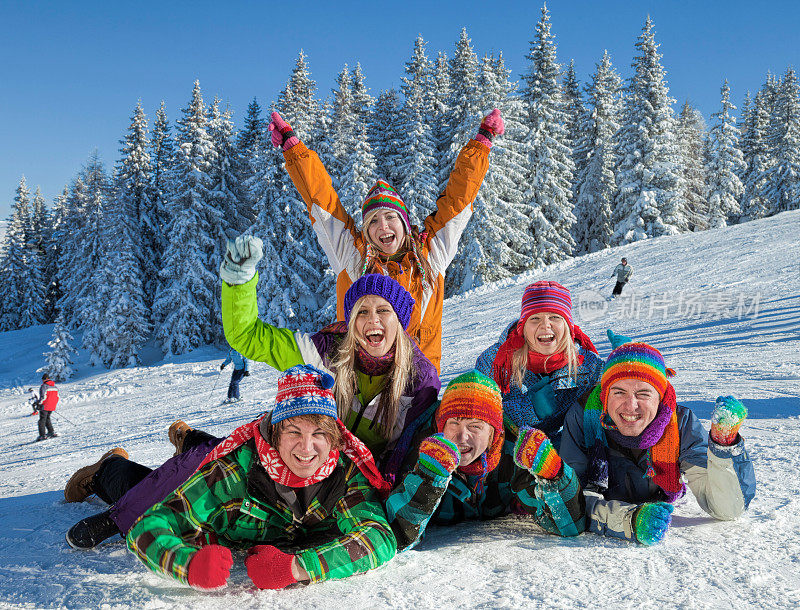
top-left (40, 313), bottom-right (77, 381)
top-left (370, 88), bottom-right (404, 188)
top-left (446, 54), bottom-right (533, 293)
top-left (116, 102), bottom-right (157, 305)
top-left (236, 97), bottom-right (267, 220)
top-left (563, 59), bottom-right (587, 180)
top-left (763, 66), bottom-right (800, 213)
top-left (0, 177), bottom-right (46, 330)
top-left (208, 98), bottom-right (250, 233)
top-left (396, 35), bottom-right (438, 225)
top-left (153, 81), bottom-right (222, 355)
top-left (574, 50), bottom-right (622, 253)
top-left (30, 186), bottom-right (54, 320)
top-left (612, 17), bottom-right (686, 244)
top-left (740, 90), bottom-right (773, 220)
top-left (677, 101), bottom-right (710, 231)
top-left (438, 29), bottom-right (482, 195)
top-left (520, 6), bottom-right (577, 265)
top-left (706, 80), bottom-right (745, 228)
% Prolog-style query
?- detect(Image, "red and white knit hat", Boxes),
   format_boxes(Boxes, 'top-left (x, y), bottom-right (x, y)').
top-left (271, 365), bottom-right (337, 424)
top-left (519, 281), bottom-right (573, 333)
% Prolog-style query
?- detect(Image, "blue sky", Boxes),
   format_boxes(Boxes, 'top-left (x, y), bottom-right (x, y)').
top-left (2, 0), bottom-right (798, 218)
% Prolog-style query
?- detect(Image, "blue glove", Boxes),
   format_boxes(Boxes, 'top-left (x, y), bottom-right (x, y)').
top-left (530, 376), bottom-right (556, 420)
top-left (633, 502), bottom-right (673, 546)
top-left (220, 235), bottom-right (263, 285)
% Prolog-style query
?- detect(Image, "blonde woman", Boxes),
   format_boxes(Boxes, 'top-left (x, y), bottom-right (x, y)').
top-left (475, 281), bottom-right (604, 440)
top-left (268, 109), bottom-right (504, 373)
top-left (220, 234), bottom-right (439, 461)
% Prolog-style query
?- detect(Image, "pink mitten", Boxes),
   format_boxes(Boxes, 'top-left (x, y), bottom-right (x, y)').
top-left (475, 108), bottom-right (505, 147)
top-left (268, 111), bottom-right (300, 151)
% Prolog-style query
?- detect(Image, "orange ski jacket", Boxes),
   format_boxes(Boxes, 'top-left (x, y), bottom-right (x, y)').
top-left (284, 140), bottom-right (490, 373)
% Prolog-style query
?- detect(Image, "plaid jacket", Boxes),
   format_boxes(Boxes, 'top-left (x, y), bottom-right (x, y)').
top-left (126, 439), bottom-right (396, 585)
top-left (384, 413), bottom-right (586, 551)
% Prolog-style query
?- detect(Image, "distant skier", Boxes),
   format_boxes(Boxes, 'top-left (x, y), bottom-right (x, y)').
top-left (33, 373), bottom-right (59, 441)
top-left (610, 257), bottom-right (633, 299)
top-left (220, 348), bottom-right (249, 402)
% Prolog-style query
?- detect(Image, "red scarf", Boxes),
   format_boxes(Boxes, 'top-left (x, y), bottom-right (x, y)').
top-left (492, 321), bottom-right (598, 394)
top-left (196, 417), bottom-right (393, 495)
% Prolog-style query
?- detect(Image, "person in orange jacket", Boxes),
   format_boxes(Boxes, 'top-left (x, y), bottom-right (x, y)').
top-left (268, 109), bottom-right (504, 373)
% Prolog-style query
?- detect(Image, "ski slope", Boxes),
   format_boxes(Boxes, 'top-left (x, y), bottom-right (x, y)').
top-left (0, 211), bottom-right (798, 609)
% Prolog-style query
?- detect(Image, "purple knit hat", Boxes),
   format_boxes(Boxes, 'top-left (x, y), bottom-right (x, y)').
top-left (343, 274), bottom-right (415, 330)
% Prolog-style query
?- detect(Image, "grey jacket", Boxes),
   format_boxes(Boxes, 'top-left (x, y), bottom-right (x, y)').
top-left (612, 263), bottom-right (633, 282)
top-left (560, 402), bottom-right (756, 542)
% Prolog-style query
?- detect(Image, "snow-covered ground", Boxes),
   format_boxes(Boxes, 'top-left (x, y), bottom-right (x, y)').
top-left (0, 211), bottom-right (798, 609)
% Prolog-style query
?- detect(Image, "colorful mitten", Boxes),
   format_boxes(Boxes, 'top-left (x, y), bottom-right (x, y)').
top-left (530, 376), bottom-right (556, 419)
top-left (513, 427), bottom-right (562, 479)
top-left (186, 545), bottom-right (233, 590)
top-left (710, 396), bottom-right (748, 446)
top-left (633, 502), bottom-right (673, 546)
top-left (417, 434), bottom-right (461, 478)
top-left (268, 111), bottom-right (300, 151)
top-left (475, 108), bottom-right (505, 147)
top-left (246, 544), bottom-right (298, 590)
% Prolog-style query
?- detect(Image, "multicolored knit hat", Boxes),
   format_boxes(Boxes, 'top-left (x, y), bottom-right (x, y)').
top-left (362, 180), bottom-right (411, 233)
top-left (519, 281), bottom-right (574, 334)
top-left (435, 370), bottom-right (505, 485)
top-left (343, 273), bottom-right (416, 330)
top-left (600, 342), bottom-right (673, 405)
top-left (271, 364), bottom-right (337, 424)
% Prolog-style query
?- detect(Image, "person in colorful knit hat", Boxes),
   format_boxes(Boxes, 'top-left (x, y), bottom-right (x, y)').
top-left (385, 370), bottom-right (585, 550)
top-left (122, 365), bottom-right (396, 591)
top-left (475, 281), bottom-right (604, 442)
top-left (63, 267), bottom-right (439, 551)
top-left (559, 331), bottom-right (756, 546)
top-left (267, 108), bottom-right (504, 373)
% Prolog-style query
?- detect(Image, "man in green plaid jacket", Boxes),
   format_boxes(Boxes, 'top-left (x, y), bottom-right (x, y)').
top-left (126, 365), bottom-right (396, 591)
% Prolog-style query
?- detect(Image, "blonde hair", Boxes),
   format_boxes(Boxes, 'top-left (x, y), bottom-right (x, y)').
top-left (331, 295), bottom-right (415, 439)
top-left (511, 319), bottom-right (579, 390)
top-left (361, 209), bottom-right (434, 286)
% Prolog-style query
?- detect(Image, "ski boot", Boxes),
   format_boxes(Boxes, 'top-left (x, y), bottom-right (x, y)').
top-left (168, 420), bottom-right (193, 456)
top-left (64, 447), bottom-right (129, 503)
top-left (66, 510), bottom-right (120, 549)
top-left (47, 432), bottom-right (59, 439)
top-left (35, 435), bottom-right (47, 442)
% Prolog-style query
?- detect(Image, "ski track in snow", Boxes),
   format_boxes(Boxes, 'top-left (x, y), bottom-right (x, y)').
top-left (0, 211), bottom-right (798, 608)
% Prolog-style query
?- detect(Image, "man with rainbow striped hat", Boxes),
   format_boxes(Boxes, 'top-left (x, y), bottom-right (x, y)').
top-left (560, 331), bottom-right (756, 545)
top-left (385, 369), bottom-right (586, 550)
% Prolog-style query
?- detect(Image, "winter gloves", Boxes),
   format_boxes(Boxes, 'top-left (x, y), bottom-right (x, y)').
top-left (710, 396), bottom-right (748, 446)
top-left (220, 234), bottom-right (264, 285)
top-left (475, 108), bottom-right (505, 148)
top-left (530, 376), bottom-right (556, 420)
top-left (269, 112), bottom-right (300, 151)
top-left (417, 434), bottom-right (461, 478)
top-left (632, 502), bottom-right (673, 546)
top-left (187, 545), bottom-right (233, 590)
top-left (513, 427), bottom-right (562, 479)
top-left (246, 544), bottom-right (298, 589)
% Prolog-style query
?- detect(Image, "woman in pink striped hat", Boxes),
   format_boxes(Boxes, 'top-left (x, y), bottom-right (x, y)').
top-left (475, 281), bottom-right (604, 440)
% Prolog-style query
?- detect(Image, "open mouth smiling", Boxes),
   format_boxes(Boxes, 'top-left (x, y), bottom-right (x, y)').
top-left (365, 329), bottom-right (385, 347)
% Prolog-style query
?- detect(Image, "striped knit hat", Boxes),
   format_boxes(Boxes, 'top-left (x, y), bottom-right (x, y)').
top-left (519, 281), bottom-right (574, 334)
top-left (343, 273), bottom-right (415, 330)
top-left (436, 370), bottom-right (505, 481)
top-left (362, 180), bottom-right (411, 233)
top-left (271, 364), bottom-right (337, 424)
top-left (600, 342), bottom-right (672, 405)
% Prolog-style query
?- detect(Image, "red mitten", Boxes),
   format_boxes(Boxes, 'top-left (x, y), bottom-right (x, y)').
top-left (475, 108), bottom-right (505, 147)
top-left (268, 112), bottom-right (300, 151)
top-left (246, 544), bottom-right (298, 590)
top-left (186, 545), bottom-right (233, 591)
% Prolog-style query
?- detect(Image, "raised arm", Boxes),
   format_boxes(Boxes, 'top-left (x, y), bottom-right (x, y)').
top-left (425, 109), bottom-right (500, 273)
top-left (271, 112), bottom-right (362, 275)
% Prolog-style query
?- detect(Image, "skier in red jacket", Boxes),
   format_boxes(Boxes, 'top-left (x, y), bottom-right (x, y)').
top-left (34, 373), bottom-right (59, 441)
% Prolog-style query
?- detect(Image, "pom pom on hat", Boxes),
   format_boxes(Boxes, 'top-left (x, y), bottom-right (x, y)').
top-left (271, 365), bottom-right (338, 424)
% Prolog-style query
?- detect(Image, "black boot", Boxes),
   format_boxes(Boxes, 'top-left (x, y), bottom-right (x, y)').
top-left (66, 510), bottom-right (120, 549)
